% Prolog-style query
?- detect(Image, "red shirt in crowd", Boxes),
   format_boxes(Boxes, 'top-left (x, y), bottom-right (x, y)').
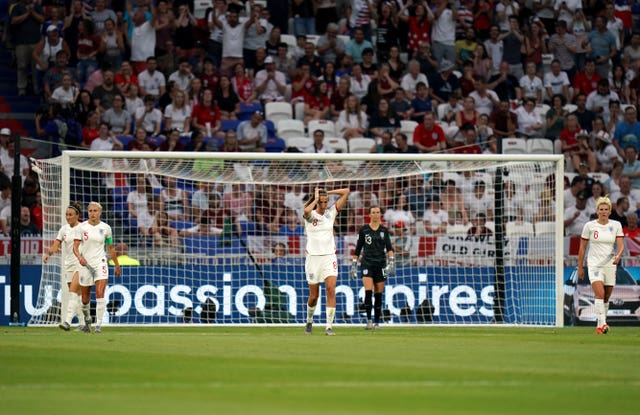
top-left (413, 122), bottom-right (446, 152)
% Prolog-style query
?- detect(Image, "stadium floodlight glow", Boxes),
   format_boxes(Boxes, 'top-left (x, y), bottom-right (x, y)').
top-left (29, 151), bottom-right (564, 327)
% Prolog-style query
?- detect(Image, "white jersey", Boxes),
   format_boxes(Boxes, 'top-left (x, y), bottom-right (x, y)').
top-left (56, 223), bottom-right (80, 272)
top-left (581, 219), bottom-right (623, 267)
top-left (74, 220), bottom-right (113, 268)
top-left (304, 205), bottom-right (338, 256)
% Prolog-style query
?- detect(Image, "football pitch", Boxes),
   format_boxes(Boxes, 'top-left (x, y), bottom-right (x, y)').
top-left (1, 326), bottom-right (638, 415)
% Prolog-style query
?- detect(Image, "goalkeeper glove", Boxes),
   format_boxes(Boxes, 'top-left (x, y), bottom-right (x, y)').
top-left (349, 259), bottom-right (358, 280)
top-left (383, 258), bottom-right (395, 277)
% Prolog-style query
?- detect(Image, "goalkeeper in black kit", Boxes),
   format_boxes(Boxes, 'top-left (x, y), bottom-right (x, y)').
top-left (351, 206), bottom-right (395, 330)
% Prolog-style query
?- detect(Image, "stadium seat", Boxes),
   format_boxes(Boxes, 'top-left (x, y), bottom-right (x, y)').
top-left (534, 221), bottom-right (555, 236)
top-left (501, 138), bottom-right (527, 154)
top-left (264, 136), bottom-right (286, 152)
top-left (308, 119), bottom-right (336, 137)
top-left (400, 120), bottom-right (418, 136)
top-left (280, 34), bottom-right (296, 50)
top-left (563, 104), bottom-right (577, 113)
top-left (285, 136), bottom-right (313, 151)
top-left (294, 102), bottom-right (306, 121)
top-left (506, 221), bottom-right (535, 238)
top-left (436, 103), bottom-right (450, 121)
top-left (117, 135), bottom-right (133, 149)
top-left (588, 172), bottom-right (610, 184)
top-left (277, 119), bottom-right (305, 140)
top-left (221, 119), bottom-right (240, 132)
top-left (534, 104), bottom-right (551, 118)
top-left (348, 137), bottom-right (375, 153)
top-left (325, 136), bottom-right (348, 153)
top-left (446, 223), bottom-right (470, 236)
top-left (264, 119), bottom-right (276, 137)
top-left (526, 138), bottom-right (554, 154)
top-left (265, 102), bottom-right (293, 124)
top-left (238, 102), bottom-right (262, 121)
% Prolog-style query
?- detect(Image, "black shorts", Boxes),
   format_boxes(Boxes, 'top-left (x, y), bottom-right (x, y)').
top-left (361, 264), bottom-right (386, 283)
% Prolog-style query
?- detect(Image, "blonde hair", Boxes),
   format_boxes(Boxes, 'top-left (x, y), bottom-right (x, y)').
top-left (596, 196), bottom-right (612, 210)
top-left (88, 201), bottom-right (103, 211)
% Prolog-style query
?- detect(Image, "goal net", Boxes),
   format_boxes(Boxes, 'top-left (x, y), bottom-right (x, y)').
top-left (29, 151), bottom-right (564, 326)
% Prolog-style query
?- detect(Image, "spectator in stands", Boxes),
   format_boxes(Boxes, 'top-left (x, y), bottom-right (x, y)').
top-left (465, 179), bottom-right (493, 221)
top-left (18, 205), bottom-right (40, 236)
top-left (304, 129), bottom-right (332, 154)
top-left (383, 194), bottom-right (416, 233)
top-left (400, 60), bottom-right (429, 101)
top-left (148, 210), bottom-right (179, 248)
top-left (623, 212), bottom-right (640, 253)
top-left (210, 2), bottom-right (253, 76)
top-left (231, 62), bottom-right (259, 104)
top-left (488, 100), bottom-right (517, 139)
top-left (586, 79), bottom-right (620, 123)
top-left (11, 0), bottom-right (44, 96)
top-left (114, 60), bottom-right (138, 93)
top-left (124, 0), bottom-right (157, 74)
top-left (168, 57), bottom-right (195, 94)
top-left (218, 129), bottom-right (241, 152)
top-left (498, 15), bottom-right (525, 80)
top-left (349, 63), bottom-right (371, 100)
top-left (545, 94), bottom-right (568, 140)
top-left (124, 84), bottom-right (143, 115)
top-left (467, 212), bottom-right (493, 239)
top-left (128, 127), bottom-right (155, 151)
top-left (236, 110), bottom-right (267, 151)
top-left (622, 145), bottom-right (640, 188)
top-left (564, 190), bottom-right (591, 236)
top-left (156, 128), bottom-right (185, 152)
top-left (609, 196), bottom-right (630, 227)
top-left (564, 175), bottom-right (587, 210)
top-left (483, 25), bottom-right (503, 75)
top-left (594, 131), bottom-right (621, 174)
top-left (43, 50), bottom-right (72, 102)
top-left (429, 59), bottom-right (460, 107)
top-left (514, 98), bottom-right (544, 138)
top-left (92, 69), bottom-right (122, 112)
top-left (184, 129), bottom-right (207, 152)
top-left (423, 200), bottom-right (448, 235)
top-left (50, 72), bottom-right (80, 106)
top-left (612, 105), bottom-right (640, 157)
top-left (127, 176), bottom-right (155, 238)
top-left (75, 19), bottom-right (101, 86)
top-left (487, 61), bottom-right (521, 102)
top-left (274, 42), bottom-right (296, 82)
top-left (164, 90), bottom-right (191, 134)
top-left (409, 82), bottom-right (432, 123)
top-left (81, 110), bottom-right (100, 148)
top-left (291, 61), bottom-right (315, 105)
top-left (586, 181), bottom-right (606, 216)
top-left (316, 23), bottom-right (345, 65)
top-left (389, 87), bottom-right (413, 120)
top-left (586, 16), bottom-right (618, 79)
top-left (469, 80), bottom-right (500, 116)
top-left (543, 59), bottom-right (573, 104)
top-left (454, 123), bottom-right (482, 154)
top-left (304, 81), bottom-right (331, 124)
top-left (336, 94), bottom-right (369, 140)
top-left (159, 176), bottom-right (189, 221)
top-left (573, 59), bottom-right (601, 98)
top-left (138, 56), bottom-right (166, 99)
top-left (255, 56), bottom-right (287, 103)
top-left (571, 93), bottom-right (596, 132)
top-left (102, 93), bottom-right (131, 137)
top-left (412, 112), bottom-right (445, 153)
top-left (33, 25), bottom-right (70, 92)
top-left (394, 132), bottom-right (419, 153)
top-left (135, 95), bottom-right (163, 138)
top-left (215, 75), bottom-right (240, 120)
top-left (90, 122), bottom-right (123, 151)
top-left (100, 18), bottom-right (125, 72)
top-left (440, 179), bottom-right (469, 225)
top-left (610, 65), bottom-right (630, 105)
top-left (520, 62), bottom-right (544, 104)
top-left (369, 98), bottom-right (401, 140)
top-left (192, 89), bottom-right (222, 139)
top-left (548, 21), bottom-right (577, 82)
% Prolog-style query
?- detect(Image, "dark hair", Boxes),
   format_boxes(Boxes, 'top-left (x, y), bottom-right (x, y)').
top-left (68, 201), bottom-right (83, 215)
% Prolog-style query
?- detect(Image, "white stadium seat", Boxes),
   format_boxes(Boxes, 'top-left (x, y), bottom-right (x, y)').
top-left (285, 136), bottom-right (313, 151)
top-left (265, 102), bottom-right (293, 124)
top-left (308, 119), bottom-right (336, 137)
top-left (325, 136), bottom-right (348, 153)
top-left (348, 137), bottom-right (375, 153)
top-left (534, 221), bottom-right (555, 236)
top-left (277, 119), bottom-right (305, 140)
top-left (526, 138), bottom-right (554, 154)
top-left (502, 138), bottom-right (527, 154)
top-left (506, 221), bottom-right (535, 238)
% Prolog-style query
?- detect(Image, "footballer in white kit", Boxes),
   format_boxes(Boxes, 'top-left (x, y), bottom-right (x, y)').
top-left (304, 204), bottom-right (339, 285)
top-left (581, 219), bottom-right (624, 285)
top-left (74, 220), bottom-right (114, 286)
top-left (56, 224), bottom-right (81, 284)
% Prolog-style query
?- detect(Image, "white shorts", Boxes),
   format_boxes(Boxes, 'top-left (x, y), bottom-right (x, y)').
top-left (588, 266), bottom-right (616, 286)
top-left (79, 261), bottom-right (109, 287)
top-left (305, 254), bottom-right (338, 285)
top-left (62, 267), bottom-right (78, 284)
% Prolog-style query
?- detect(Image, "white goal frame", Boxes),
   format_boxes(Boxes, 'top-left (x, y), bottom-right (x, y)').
top-left (36, 151), bottom-right (564, 327)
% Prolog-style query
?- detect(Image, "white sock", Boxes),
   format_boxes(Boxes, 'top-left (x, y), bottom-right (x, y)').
top-left (96, 298), bottom-right (106, 326)
top-left (75, 294), bottom-right (85, 325)
top-left (64, 294), bottom-right (77, 325)
top-left (326, 307), bottom-right (336, 329)
top-left (604, 302), bottom-right (609, 325)
top-left (306, 305), bottom-right (316, 324)
top-left (595, 299), bottom-right (605, 327)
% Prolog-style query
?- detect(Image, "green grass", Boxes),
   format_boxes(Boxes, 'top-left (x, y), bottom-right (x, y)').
top-left (1, 326), bottom-right (638, 415)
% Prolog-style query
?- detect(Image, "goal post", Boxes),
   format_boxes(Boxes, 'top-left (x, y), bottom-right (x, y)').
top-left (30, 151), bottom-right (564, 327)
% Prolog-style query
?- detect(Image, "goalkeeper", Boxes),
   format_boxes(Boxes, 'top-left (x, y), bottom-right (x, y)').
top-left (351, 206), bottom-right (394, 330)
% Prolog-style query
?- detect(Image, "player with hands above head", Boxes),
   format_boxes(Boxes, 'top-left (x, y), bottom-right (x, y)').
top-left (353, 206), bottom-right (394, 330)
top-left (303, 186), bottom-right (350, 336)
top-left (577, 196), bottom-right (624, 334)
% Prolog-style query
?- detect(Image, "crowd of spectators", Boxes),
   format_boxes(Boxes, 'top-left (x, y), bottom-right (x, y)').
top-left (6, 0), bottom-right (640, 248)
